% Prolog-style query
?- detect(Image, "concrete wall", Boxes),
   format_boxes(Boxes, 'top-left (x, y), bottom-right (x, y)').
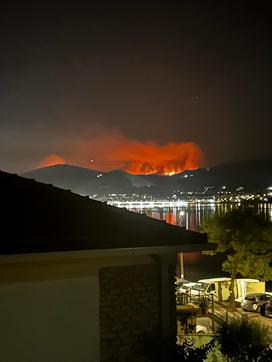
top-left (0, 252), bottom-right (155, 362)
top-left (0, 251), bottom-right (177, 362)
top-left (0, 277), bottom-right (99, 362)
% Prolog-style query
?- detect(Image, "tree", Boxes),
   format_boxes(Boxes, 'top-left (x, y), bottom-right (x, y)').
top-left (201, 206), bottom-right (272, 306)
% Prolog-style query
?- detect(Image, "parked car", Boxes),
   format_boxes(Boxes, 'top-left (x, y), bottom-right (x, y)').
top-left (196, 324), bottom-right (209, 334)
top-left (241, 293), bottom-right (272, 312)
top-left (195, 317), bottom-right (212, 334)
top-left (175, 279), bottom-right (189, 294)
top-left (179, 282), bottom-right (196, 295)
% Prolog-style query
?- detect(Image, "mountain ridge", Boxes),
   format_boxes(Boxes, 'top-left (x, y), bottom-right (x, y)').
top-left (21, 158), bottom-right (272, 198)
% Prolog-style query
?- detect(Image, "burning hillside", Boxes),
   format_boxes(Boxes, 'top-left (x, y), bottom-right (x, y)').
top-left (38, 134), bottom-right (203, 175)
top-left (107, 141), bottom-right (203, 175)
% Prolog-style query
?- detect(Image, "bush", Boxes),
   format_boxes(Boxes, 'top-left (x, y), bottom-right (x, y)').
top-left (216, 317), bottom-right (271, 361)
top-left (176, 339), bottom-right (215, 361)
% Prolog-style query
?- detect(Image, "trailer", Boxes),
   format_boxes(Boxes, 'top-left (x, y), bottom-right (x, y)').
top-left (235, 278), bottom-right (265, 302)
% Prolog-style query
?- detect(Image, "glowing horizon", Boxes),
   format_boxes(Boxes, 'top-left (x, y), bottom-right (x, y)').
top-left (37, 135), bottom-right (204, 176)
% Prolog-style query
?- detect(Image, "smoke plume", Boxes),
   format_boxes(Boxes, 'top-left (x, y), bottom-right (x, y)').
top-left (39, 131), bottom-right (203, 175)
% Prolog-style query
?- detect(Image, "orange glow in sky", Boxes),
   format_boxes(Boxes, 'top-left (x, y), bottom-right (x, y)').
top-left (106, 140), bottom-right (203, 175)
top-left (39, 154), bottom-right (66, 168)
top-left (38, 133), bottom-right (203, 175)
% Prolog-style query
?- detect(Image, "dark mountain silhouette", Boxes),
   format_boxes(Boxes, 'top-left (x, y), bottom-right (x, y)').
top-left (174, 158), bottom-right (272, 193)
top-left (22, 165), bottom-right (133, 195)
top-left (22, 158), bottom-right (272, 198)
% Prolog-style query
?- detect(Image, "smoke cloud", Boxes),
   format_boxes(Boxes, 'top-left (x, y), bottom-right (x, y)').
top-left (106, 139), bottom-right (203, 175)
top-left (38, 131), bottom-right (204, 175)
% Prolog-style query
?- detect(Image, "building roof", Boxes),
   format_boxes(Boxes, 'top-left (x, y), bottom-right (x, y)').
top-left (198, 277), bottom-right (231, 283)
top-left (0, 170), bottom-right (208, 255)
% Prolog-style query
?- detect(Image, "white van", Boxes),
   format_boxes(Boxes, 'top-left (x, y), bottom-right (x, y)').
top-left (190, 277), bottom-right (265, 303)
top-left (190, 277), bottom-right (231, 302)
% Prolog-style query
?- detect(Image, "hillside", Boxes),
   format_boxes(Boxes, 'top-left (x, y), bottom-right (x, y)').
top-left (22, 158), bottom-right (272, 198)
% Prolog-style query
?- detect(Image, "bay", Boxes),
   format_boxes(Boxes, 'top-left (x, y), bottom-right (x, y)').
top-left (130, 203), bottom-right (272, 281)
top-left (131, 202), bottom-right (272, 232)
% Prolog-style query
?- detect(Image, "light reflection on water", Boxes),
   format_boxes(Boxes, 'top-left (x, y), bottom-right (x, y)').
top-left (132, 203), bottom-right (272, 231)
top-left (131, 203), bottom-right (272, 280)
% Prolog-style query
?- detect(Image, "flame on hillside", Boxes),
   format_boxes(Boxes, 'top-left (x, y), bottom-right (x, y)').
top-left (38, 133), bottom-right (203, 175)
top-left (108, 141), bottom-right (203, 175)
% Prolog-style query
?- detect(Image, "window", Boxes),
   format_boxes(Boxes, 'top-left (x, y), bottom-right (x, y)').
top-left (192, 282), bottom-right (208, 292)
top-left (208, 284), bottom-right (216, 293)
top-left (245, 296), bottom-right (255, 301)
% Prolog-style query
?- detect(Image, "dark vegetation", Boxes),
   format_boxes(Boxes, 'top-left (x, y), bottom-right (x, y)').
top-left (176, 318), bottom-right (272, 361)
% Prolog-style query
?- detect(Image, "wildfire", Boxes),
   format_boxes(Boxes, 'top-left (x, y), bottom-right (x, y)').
top-left (107, 141), bottom-right (203, 175)
top-left (39, 154), bottom-right (66, 168)
top-left (38, 133), bottom-right (203, 175)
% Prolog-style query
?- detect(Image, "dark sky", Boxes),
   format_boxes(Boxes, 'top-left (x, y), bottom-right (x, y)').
top-left (0, 2), bottom-right (271, 173)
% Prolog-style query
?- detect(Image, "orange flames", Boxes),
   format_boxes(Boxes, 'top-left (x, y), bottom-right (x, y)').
top-left (38, 133), bottom-right (203, 175)
top-left (107, 141), bottom-right (203, 175)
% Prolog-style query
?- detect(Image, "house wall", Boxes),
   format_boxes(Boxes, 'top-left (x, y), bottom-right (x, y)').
top-left (0, 277), bottom-right (99, 362)
top-left (99, 263), bottom-right (161, 362)
top-left (0, 252), bottom-right (155, 362)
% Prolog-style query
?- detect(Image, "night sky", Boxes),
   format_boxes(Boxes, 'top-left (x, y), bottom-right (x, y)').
top-left (0, 2), bottom-right (271, 173)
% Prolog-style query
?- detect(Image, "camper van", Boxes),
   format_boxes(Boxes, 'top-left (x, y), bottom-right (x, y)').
top-left (190, 277), bottom-right (265, 303)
